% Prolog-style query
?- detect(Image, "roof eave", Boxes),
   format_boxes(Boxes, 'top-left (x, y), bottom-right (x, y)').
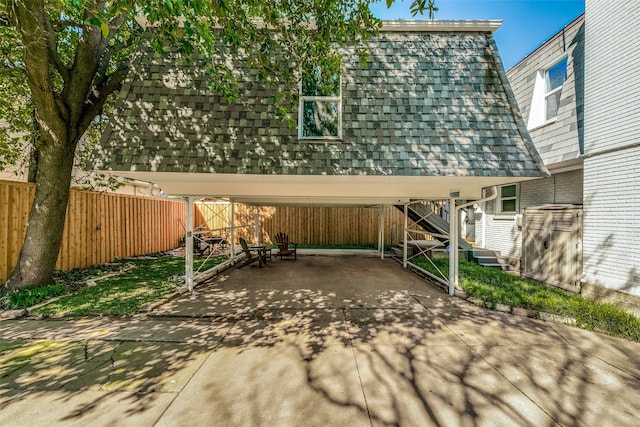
top-left (380, 20), bottom-right (502, 33)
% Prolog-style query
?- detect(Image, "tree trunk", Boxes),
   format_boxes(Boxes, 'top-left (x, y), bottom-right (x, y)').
top-left (7, 137), bottom-right (75, 289)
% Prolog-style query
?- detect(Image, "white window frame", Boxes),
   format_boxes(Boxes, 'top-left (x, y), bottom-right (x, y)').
top-left (298, 75), bottom-right (342, 140)
top-left (543, 58), bottom-right (567, 121)
top-left (527, 57), bottom-right (568, 130)
top-left (497, 183), bottom-right (518, 215)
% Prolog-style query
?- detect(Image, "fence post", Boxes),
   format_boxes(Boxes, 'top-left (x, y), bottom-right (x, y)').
top-left (254, 206), bottom-right (260, 245)
top-left (378, 206), bottom-right (385, 259)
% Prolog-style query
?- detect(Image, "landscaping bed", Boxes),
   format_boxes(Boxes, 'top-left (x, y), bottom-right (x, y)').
top-left (412, 257), bottom-right (640, 342)
top-left (1, 255), bottom-right (227, 316)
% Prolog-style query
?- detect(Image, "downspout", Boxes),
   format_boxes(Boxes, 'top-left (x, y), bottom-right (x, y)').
top-left (449, 186), bottom-right (498, 296)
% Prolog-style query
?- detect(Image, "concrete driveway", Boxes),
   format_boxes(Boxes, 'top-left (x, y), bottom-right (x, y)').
top-left (1, 255), bottom-right (639, 426)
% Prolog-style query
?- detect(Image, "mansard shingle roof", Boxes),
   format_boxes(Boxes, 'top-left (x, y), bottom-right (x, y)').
top-left (94, 22), bottom-right (546, 179)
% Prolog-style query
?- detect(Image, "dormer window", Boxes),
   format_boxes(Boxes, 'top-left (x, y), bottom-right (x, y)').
top-left (544, 58), bottom-right (568, 120)
top-left (298, 66), bottom-right (341, 139)
top-left (527, 57), bottom-right (568, 129)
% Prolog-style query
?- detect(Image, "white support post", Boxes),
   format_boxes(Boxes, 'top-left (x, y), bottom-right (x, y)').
top-left (451, 186), bottom-right (499, 297)
top-left (448, 197), bottom-right (457, 296)
top-left (379, 206), bottom-right (385, 259)
top-left (254, 206), bottom-right (260, 245)
top-left (230, 201), bottom-right (236, 261)
top-left (185, 196), bottom-right (195, 293)
top-left (403, 204), bottom-right (408, 268)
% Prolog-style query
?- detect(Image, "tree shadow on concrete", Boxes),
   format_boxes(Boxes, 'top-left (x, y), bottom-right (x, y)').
top-left (1, 257), bottom-right (639, 426)
top-left (146, 258), bottom-right (640, 426)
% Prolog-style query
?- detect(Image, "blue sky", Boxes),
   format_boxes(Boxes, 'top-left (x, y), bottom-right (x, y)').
top-left (370, 0), bottom-right (585, 70)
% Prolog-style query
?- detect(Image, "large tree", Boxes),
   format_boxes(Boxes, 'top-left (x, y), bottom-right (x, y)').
top-left (1, 0), bottom-right (436, 290)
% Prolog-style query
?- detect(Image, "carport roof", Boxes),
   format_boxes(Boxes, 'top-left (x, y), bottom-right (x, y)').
top-left (93, 20), bottom-right (547, 204)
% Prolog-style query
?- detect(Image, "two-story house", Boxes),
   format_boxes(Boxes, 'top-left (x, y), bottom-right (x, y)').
top-left (477, 0), bottom-right (639, 304)
top-left (93, 20), bottom-right (548, 291)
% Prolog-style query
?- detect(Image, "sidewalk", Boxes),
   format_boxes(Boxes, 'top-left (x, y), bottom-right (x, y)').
top-left (1, 257), bottom-right (639, 426)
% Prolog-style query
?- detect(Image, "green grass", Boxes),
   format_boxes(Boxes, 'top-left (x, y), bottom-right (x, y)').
top-left (7, 255), bottom-right (226, 316)
top-left (412, 257), bottom-right (640, 342)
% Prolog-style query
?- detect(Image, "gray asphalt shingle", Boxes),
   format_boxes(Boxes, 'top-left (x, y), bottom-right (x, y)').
top-left (94, 28), bottom-right (545, 178)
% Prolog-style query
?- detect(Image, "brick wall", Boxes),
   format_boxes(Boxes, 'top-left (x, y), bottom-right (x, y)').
top-left (479, 169), bottom-right (583, 258)
top-left (582, 0), bottom-right (640, 296)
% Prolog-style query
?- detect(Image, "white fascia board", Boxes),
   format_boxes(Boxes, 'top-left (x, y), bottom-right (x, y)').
top-left (105, 172), bottom-right (538, 204)
top-left (380, 20), bottom-right (502, 33)
top-left (135, 16), bottom-right (502, 33)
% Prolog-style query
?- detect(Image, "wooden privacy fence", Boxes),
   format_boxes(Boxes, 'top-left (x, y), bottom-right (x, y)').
top-left (1, 180), bottom-right (186, 283)
top-left (2, 178), bottom-right (416, 283)
top-left (195, 202), bottom-right (409, 246)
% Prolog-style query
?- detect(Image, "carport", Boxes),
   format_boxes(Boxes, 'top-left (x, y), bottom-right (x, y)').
top-left (93, 20), bottom-right (547, 294)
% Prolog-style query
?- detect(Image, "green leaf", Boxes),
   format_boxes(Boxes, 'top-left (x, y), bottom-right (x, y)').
top-left (100, 21), bottom-right (109, 38)
top-left (84, 17), bottom-right (101, 27)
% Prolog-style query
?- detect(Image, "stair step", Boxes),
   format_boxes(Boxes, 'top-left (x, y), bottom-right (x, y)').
top-left (473, 250), bottom-right (500, 257)
top-left (479, 263), bottom-right (505, 269)
top-left (475, 256), bottom-right (500, 262)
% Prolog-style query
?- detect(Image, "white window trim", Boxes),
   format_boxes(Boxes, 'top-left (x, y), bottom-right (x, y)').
top-left (543, 61), bottom-right (566, 121)
top-left (496, 183), bottom-right (518, 215)
top-left (298, 76), bottom-right (343, 140)
top-left (527, 57), bottom-right (567, 130)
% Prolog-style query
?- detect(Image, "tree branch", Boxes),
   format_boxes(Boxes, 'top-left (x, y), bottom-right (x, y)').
top-left (66, 0), bottom-right (105, 132)
top-left (77, 65), bottom-right (128, 136)
top-left (12, 0), bottom-right (68, 146)
top-left (43, 15), bottom-right (70, 83)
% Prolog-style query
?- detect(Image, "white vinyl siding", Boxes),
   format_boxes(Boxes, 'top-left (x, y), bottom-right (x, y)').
top-left (508, 15), bottom-right (583, 166)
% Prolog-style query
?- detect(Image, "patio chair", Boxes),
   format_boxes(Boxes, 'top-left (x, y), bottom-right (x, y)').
top-left (239, 238), bottom-right (264, 268)
top-left (274, 232), bottom-right (298, 260)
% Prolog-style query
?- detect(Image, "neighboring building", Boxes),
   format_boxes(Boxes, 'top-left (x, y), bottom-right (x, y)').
top-left (478, 1), bottom-right (639, 300)
top-left (475, 14), bottom-right (584, 259)
top-left (582, 0), bottom-right (639, 298)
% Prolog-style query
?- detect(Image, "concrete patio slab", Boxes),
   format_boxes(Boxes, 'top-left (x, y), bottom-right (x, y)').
top-left (1, 255), bottom-right (639, 426)
top-left (0, 389), bottom-right (176, 427)
top-left (548, 321), bottom-right (640, 380)
top-left (345, 307), bottom-right (466, 348)
top-left (0, 318), bottom-right (130, 340)
top-left (475, 343), bottom-right (640, 426)
top-left (156, 343), bottom-right (371, 427)
top-left (353, 343), bottom-right (554, 427)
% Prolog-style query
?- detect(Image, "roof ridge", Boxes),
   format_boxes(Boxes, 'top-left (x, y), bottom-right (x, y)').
top-left (380, 20), bottom-right (502, 33)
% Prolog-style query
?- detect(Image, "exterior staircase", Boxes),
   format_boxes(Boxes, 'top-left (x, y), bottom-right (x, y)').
top-left (470, 247), bottom-right (515, 271)
top-left (393, 203), bottom-right (473, 251)
top-left (392, 202), bottom-right (514, 272)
